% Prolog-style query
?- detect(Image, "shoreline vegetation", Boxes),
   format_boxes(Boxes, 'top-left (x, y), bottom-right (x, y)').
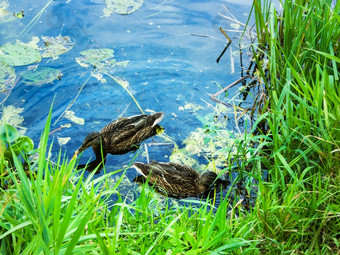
top-left (1, 0), bottom-right (339, 253)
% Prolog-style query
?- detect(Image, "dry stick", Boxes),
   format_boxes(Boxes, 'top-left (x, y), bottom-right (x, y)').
top-left (144, 143), bottom-right (150, 164)
top-left (240, 42), bottom-right (244, 77)
top-left (208, 94), bottom-right (246, 112)
top-left (147, 142), bottom-right (172, 146)
top-left (212, 75), bottom-right (252, 98)
top-left (216, 27), bottom-right (232, 63)
top-left (221, 4), bottom-right (246, 28)
top-left (53, 74), bottom-right (91, 126)
top-left (104, 72), bottom-right (144, 114)
top-left (216, 41), bottom-right (231, 63)
top-left (230, 44), bottom-right (235, 73)
top-left (19, 0), bottom-right (54, 37)
top-left (49, 126), bottom-right (63, 135)
top-left (219, 27), bottom-right (232, 42)
top-left (190, 33), bottom-right (221, 41)
top-left (118, 103), bottom-right (131, 118)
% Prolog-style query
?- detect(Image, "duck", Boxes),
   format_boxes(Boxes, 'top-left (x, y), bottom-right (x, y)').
top-left (133, 161), bottom-right (221, 198)
top-left (73, 112), bottom-right (164, 172)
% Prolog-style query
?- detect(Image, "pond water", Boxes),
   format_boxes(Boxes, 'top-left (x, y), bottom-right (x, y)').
top-left (1, 0), bottom-right (255, 203)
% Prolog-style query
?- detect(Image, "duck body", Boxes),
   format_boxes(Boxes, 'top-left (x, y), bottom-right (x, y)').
top-left (133, 161), bottom-right (217, 198)
top-left (75, 112), bottom-right (164, 171)
top-left (98, 112), bottom-right (164, 155)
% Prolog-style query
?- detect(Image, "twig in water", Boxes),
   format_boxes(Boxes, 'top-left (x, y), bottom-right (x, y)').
top-left (216, 41), bottom-right (231, 63)
top-left (216, 27), bottom-right (232, 63)
top-left (147, 143), bottom-right (172, 146)
top-left (0, 76), bottom-right (21, 106)
top-left (144, 143), bottom-right (150, 164)
top-left (104, 72), bottom-right (144, 114)
top-left (19, 0), bottom-right (54, 37)
top-left (49, 126), bottom-right (63, 135)
top-left (230, 44), bottom-right (235, 73)
top-left (208, 94), bottom-right (245, 112)
top-left (211, 75), bottom-right (253, 98)
top-left (53, 74), bottom-right (91, 126)
top-left (119, 103), bottom-right (131, 118)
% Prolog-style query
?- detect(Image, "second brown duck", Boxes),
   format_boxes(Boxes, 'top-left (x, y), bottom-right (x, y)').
top-left (133, 161), bottom-right (219, 198)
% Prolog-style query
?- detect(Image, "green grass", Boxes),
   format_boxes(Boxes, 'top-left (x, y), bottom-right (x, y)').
top-left (1, 0), bottom-right (339, 253)
top-left (243, 0), bottom-right (340, 252)
top-left (0, 108), bottom-right (256, 254)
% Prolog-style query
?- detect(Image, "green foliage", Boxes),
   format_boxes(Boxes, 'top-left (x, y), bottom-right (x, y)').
top-left (1, 0), bottom-right (339, 254)
top-left (243, 0), bottom-right (340, 252)
top-left (0, 123), bottom-right (34, 167)
top-left (0, 109), bottom-right (258, 254)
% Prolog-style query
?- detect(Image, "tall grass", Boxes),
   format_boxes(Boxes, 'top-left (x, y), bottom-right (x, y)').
top-left (245, 0), bottom-right (340, 252)
top-left (0, 108), bottom-right (258, 253)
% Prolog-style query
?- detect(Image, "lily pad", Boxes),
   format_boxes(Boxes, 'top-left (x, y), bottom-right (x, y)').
top-left (41, 35), bottom-right (75, 60)
top-left (76, 48), bottom-right (130, 83)
top-left (16, 37), bottom-right (40, 50)
top-left (0, 123), bottom-right (20, 143)
top-left (0, 63), bottom-right (16, 92)
top-left (0, 42), bottom-right (41, 66)
top-left (64, 110), bottom-right (84, 125)
top-left (0, 105), bottom-right (26, 135)
top-left (21, 67), bottom-right (62, 86)
top-left (103, 0), bottom-right (143, 16)
top-left (57, 136), bottom-right (71, 146)
top-left (77, 48), bottom-right (115, 68)
top-left (76, 48), bottom-right (129, 72)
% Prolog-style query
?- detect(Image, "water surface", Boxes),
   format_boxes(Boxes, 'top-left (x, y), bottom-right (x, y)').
top-left (1, 0), bottom-right (254, 201)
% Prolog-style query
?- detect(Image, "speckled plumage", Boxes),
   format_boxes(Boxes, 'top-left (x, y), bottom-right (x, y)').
top-left (74, 112), bottom-right (164, 172)
top-left (133, 161), bottom-right (218, 198)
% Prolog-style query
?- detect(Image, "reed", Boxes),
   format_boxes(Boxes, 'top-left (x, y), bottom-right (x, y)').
top-left (245, 0), bottom-right (340, 252)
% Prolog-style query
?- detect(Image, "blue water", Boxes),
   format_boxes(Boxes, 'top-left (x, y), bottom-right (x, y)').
top-left (1, 0), bottom-right (254, 201)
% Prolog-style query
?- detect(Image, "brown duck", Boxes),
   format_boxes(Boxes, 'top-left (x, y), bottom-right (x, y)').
top-left (133, 161), bottom-right (219, 198)
top-left (73, 112), bottom-right (164, 172)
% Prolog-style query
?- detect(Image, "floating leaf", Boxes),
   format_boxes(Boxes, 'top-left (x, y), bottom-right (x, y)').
top-left (76, 48), bottom-right (129, 83)
top-left (103, 0), bottom-right (143, 16)
top-left (0, 42), bottom-right (41, 66)
top-left (0, 123), bottom-right (20, 143)
top-left (0, 1), bottom-right (20, 24)
top-left (0, 105), bottom-right (26, 135)
top-left (57, 136), bottom-right (71, 146)
top-left (16, 37), bottom-right (40, 50)
top-left (64, 110), bottom-right (84, 125)
top-left (179, 102), bottom-right (204, 112)
top-left (77, 48), bottom-right (115, 68)
top-left (0, 63), bottom-right (16, 92)
top-left (41, 35), bottom-right (75, 59)
top-left (21, 67), bottom-right (62, 86)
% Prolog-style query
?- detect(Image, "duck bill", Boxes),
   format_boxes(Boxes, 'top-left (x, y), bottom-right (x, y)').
top-left (71, 150), bottom-right (79, 161)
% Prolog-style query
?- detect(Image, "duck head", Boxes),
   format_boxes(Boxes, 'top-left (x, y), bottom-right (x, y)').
top-left (74, 132), bottom-right (102, 156)
top-left (198, 171), bottom-right (218, 187)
